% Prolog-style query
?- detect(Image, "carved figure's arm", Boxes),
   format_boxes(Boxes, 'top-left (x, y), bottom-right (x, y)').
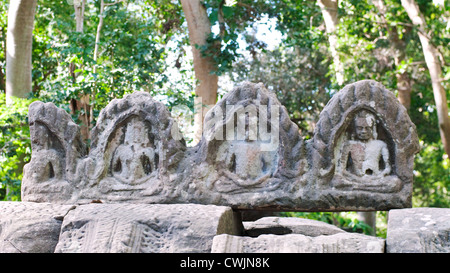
top-left (336, 143), bottom-right (349, 174)
top-left (381, 145), bottom-right (391, 176)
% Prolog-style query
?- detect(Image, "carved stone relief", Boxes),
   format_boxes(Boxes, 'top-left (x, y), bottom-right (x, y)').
top-left (188, 82), bottom-right (306, 204)
top-left (332, 109), bottom-right (402, 193)
top-left (22, 101), bottom-right (86, 203)
top-left (81, 91), bottom-right (186, 203)
top-left (109, 117), bottom-right (159, 184)
top-left (312, 80), bottom-right (419, 210)
top-left (22, 80), bottom-right (420, 211)
top-left (54, 203), bottom-right (242, 253)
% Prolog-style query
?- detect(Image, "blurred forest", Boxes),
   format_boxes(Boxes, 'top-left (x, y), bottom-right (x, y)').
top-left (0, 0), bottom-right (449, 237)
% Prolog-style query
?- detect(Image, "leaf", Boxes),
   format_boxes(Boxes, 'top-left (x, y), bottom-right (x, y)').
top-left (209, 9), bottom-right (218, 25)
top-left (222, 6), bottom-right (235, 19)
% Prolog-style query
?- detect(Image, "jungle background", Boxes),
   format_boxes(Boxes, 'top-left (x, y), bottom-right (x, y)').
top-left (0, 0), bottom-right (449, 238)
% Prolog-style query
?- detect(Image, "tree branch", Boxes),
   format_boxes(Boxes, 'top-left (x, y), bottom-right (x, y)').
top-left (236, 2), bottom-right (257, 20)
top-left (436, 45), bottom-right (449, 67)
top-left (104, 0), bottom-right (124, 7)
top-left (218, 0), bottom-right (226, 39)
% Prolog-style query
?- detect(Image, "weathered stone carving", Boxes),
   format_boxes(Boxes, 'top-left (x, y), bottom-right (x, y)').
top-left (313, 80), bottom-right (419, 210)
top-left (22, 101), bottom-right (86, 203)
top-left (85, 91), bottom-right (186, 203)
top-left (332, 109), bottom-right (401, 193)
top-left (22, 80), bottom-right (420, 211)
top-left (83, 92), bottom-right (186, 202)
top-left (0, 202), bottom-right (75, 253)
top-left (2, 202), bottom-right (448, 253)
top-left (186, 82), bottom-right (307, 207)
top-left (386, 208), bottom-right (450, 253)
top-left (21, 92), bottom-right (186, 203)
top-left (336, 110), bottom-right (391, 177)
top-left (211, 233), bottom-right (385, 253)
top-left (55, 203), bottom-right (243, 253)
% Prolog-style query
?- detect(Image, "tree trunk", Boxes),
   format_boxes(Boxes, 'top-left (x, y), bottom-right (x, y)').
top-left (356, 211), bottom-right (376, 236)
top-left (374, 0), bottom-right (412, 110)
top-left (5, 0), bottom-right (38, 104)
top-left (75, 0), bottom-right (85, 32)
top-left (180, 0), bottom-right (218, 144)
top-left (317, 0), bottom-right (344, 86)
top-left (94, 0), bottom-right (106, 64)
top-left (94, 0), bottom-right (124, 62)
top-left (0, 26), bottom-right (5, 92)
top-left (69, 0), bottom-right (91, 141)
top-left (396, 72), bottom-right (412, 109)
top-left (401, 0), bottom-right (450, 155)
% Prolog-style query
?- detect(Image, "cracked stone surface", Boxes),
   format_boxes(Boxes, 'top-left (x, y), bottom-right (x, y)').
top-left (55, 203), bottom-right (243, 253)
top-left (0, 202), bottom-right (74, 253)
top-left (211, 232), bottom-right (385, 253)
top-left (386, 208), bottom-right (450, 253)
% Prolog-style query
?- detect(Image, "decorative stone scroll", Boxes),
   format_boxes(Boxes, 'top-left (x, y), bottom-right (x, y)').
top-left (22, 80), bottom-right (420, 211)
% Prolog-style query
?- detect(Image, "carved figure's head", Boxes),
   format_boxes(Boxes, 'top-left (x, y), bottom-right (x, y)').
top-left (30, 122), bottom-right (50, 149)
top-left (124, 118), bottom-right (152, 147)
top-left (353, 111), bottom-right (377, 141)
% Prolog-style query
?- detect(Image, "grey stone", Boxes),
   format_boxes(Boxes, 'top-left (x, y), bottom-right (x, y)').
top-left (83, 91), bottom-right (187, 204)
top-left (186, 81), bottom-right (307, 209)
top-left (313, 80), bottom-right (420, 210)
top-left (22, 80), bottom-right (420, 212)
top-left (0, 201), bottom-right (74, 253)
top-left (55, 203), bottom-right (243, 253)
top-left (21, 101), bottom-right (86, 203)
top-left (211, 232), bottom-right (385, 253)
top-left (386, 208), bottom-right (450, 253)
top-left (243, 217), bottom-right (345, 237)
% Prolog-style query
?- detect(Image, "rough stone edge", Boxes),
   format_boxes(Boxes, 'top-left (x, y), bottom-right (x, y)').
top-left (54, 203), bottom-right (243, 253)
top-left (386, 207), bottom-right (450, 253)
top-left (0, 201), bottom-right (76, 253)
top-left (211, 233), bottom-right (385, 253)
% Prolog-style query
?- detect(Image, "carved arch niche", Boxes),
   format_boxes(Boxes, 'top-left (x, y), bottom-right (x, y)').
top-left (28, 121), bottom-right (65, 181)
top-left (106, 115), bottom-right (160, 184)
top-left (313, 80), bottom-right (420, 195)
top-left (88, 92), bottom-right (186, 200)
top-left (196, 82), bottom-right (307, 194)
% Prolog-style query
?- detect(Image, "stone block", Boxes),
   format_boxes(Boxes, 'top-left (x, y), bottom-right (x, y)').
top-left (386, 208), bottom-right (450, 253)
top-left (211, 232), bottom-right (385, 253)
top-left (0, 202), bottom-right (74, 253)
top-left (243, 216), bottom-right (345, 237)
top-left (55, 203), bottom-right (243, 253)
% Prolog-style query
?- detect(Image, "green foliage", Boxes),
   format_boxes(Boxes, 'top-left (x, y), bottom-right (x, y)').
top-left (413, 142), bottom-right (450, 208)
top-left (274, 0), bottom-right (326, 49)
top-left (0, 94), bottom-right (35, 201)
top-left (225, 0), bottom-right (331, 135)
top-left (23, 0), bottom-right (196, 134)
top-left (230, 46), bottom-right (331, 137)
top-left (33, 1), bottom-right (172, 125)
